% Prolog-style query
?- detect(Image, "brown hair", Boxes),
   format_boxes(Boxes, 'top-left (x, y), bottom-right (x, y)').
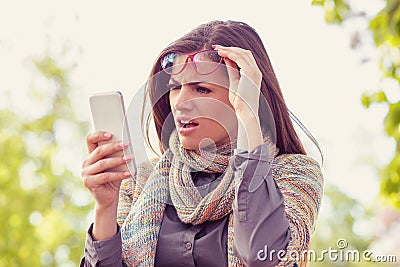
top-left (143, 20), bottom-right (308, 156)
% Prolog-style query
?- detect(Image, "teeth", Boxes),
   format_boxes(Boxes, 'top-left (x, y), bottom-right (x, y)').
top-left (180, 119), bottom-right (190, 124)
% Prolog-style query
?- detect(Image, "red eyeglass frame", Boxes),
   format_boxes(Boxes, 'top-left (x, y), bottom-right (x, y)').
top-left (161, 49), bottom-right (224, 75)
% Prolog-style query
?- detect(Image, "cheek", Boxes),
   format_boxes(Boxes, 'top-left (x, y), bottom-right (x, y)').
top-left (196, 98), bottom-right (236, 129)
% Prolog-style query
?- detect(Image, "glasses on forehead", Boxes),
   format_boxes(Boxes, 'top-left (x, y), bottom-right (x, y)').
top-left (160, 50), bottom-right (223, 75)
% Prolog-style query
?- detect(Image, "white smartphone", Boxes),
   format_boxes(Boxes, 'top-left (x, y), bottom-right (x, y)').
top-left (89, 91), bottom-right (137, 175)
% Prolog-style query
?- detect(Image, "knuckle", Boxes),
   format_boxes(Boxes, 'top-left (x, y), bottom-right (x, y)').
top-left (86, 133), bottom-right (92, 142)
top-left (94, 146), bottom-right (103, 157)
top-left (97, 159), bottom-right (105, 169)
top-left (100, 172), bottom-right (111, 183)
top-left (82, 176), bottom-right (91, 188)
top-left (82, 159), bottom-right (87, 168)
top-left (87, 132), bottom-right (97, 142)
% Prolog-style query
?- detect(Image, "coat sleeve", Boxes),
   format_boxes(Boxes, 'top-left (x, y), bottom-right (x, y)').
top-left (79, 223), bottom-right (123, 267)
top-left (231, 144), bottom-right (323, 267)
top-left (273, 154), bottom-right (323, 267)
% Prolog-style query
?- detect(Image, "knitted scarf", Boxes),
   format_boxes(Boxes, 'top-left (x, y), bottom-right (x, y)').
top-left (120, 129), bottom-right (246, 267)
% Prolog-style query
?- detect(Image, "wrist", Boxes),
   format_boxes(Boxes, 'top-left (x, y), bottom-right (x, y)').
top-left (93, 203), bottom-right (118, 241)
top-left (95, 201), bottom-right (119, 214)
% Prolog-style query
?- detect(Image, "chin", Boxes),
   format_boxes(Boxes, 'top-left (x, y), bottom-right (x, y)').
top-left (179, 137), bottom-right (201, 150)
top-left (178, 134), bottom-right (229, 151)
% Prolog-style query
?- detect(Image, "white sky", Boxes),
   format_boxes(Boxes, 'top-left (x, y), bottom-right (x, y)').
top-left (0, 0), bottom-right (394, 208)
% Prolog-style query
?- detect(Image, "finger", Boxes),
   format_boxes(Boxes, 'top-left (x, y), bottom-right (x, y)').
top-left (222, 57), bottom-right (241, 88)
top-left (214, 45), bottom-right (255, 63)
top-left (215, 46), bottom-right (262, 88)
top-left (84, 155), bottom-right (134, 175)
top-left (86, 131), bottom-right (112, 153)
top-left (214, 46), bottom-right (261, 84)
top-left (213, 45), bottom-right (256, 69)
top-left (222, 57), bottom-right (241, 106)
top-left (87, 141), bottom-right (129, 165)
top-left (83, 171), bottom-right (132, 189)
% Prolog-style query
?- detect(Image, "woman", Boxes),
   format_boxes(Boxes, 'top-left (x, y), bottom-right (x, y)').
top-left (80, 20), bottom-right (323, 267)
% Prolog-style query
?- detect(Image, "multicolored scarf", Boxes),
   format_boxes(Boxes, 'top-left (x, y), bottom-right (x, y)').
top-left (118, 129), bottom-right (319, 267)
top-left (120, 129), bottom-right (246, 266)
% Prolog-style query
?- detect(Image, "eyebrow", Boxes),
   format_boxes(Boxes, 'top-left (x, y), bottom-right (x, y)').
top-left (168, 77), bottom-right (204, 86)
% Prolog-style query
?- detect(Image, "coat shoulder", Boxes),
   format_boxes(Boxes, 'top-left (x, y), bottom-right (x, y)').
top-left (271, 153), bottom-right (323, 184)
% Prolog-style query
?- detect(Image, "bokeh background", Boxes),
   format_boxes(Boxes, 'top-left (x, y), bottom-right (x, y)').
top-left (1, 0), bottom-right (399, 266)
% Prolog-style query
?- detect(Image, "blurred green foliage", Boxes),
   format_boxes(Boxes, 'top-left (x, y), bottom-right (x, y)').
top-left (309, 185), bottom-right (381, 267)
top-left (313, 0), bottom-right (400, 208)
top-left (312, 0), bottom-right (351, 23)
top-left (0, 55), bottom-right (91, 266)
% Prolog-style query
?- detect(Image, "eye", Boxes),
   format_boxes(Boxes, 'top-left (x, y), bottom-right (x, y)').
top-left (196, 86), bottom-right (211, 94)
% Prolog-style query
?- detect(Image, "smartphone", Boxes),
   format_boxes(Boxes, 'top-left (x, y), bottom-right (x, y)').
top-left (89, 91), bottom-right (137, 175)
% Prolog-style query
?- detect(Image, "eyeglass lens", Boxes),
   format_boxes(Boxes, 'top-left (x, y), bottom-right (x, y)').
top-left (161, 51), bottom-right (222, 75)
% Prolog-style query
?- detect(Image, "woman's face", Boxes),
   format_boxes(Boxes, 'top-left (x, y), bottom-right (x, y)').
top-left (168, 55), bottom-right (238, 150)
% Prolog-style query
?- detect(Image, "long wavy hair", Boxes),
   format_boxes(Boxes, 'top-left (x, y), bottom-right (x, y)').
top-left (143, 20), bottom-right (320, 158)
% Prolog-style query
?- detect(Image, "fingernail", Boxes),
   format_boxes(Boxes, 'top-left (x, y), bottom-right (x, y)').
top-left (123, 171), bottom-right (131, 177)
top-left (104, 132), bottom-right (112, 138)
top-left (123, 155), bottom-right (134, 161)
top-left (119, 142), bottom-right (130, 148)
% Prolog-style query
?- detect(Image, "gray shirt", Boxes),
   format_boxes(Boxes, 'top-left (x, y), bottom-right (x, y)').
top-left (80, 143), bottom-right (292, 267)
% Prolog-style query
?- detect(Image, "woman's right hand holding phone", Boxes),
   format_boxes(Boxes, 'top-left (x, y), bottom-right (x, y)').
top-left (81, 131), bottom-right (133, 240)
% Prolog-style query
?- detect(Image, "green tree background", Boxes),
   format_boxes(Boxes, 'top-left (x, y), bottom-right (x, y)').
top-left (310, 0), bottom-right (400, 266)
top-left (313, 0), bottom-right (400, 209)
top-left (0, 55), bottom-right (92, 266)
top-left (0, 2), bottom-right (399, 266)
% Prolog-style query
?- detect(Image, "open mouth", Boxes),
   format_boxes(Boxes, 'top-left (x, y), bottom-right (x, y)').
top-left (179, 120), bottom-right (199, 128)
top-left (176, 118), bottom-right (200, 134)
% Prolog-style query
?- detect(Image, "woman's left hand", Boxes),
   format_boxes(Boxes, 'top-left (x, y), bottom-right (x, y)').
top-left (213, 45), bottom-right (262, 116)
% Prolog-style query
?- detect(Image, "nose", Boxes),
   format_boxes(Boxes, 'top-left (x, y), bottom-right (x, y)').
top-left (172, 85), bottom-right (194, 111)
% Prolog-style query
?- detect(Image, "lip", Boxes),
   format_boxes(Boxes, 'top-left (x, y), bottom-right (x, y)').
top-left (178, 124), bottom-right (199, 136)
top-left (175, 116), bottom-right (199, 127)
top-left (175, 115), bottom-right (200, 135)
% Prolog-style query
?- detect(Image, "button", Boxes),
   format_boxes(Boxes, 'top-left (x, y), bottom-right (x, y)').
top-left (185, 242), bottom-right (192, 250)
top-left (200, 184), bottom-right (209, 190)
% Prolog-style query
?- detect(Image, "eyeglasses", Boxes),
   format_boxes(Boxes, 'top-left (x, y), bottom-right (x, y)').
top-left (160, 50), bottom-right (223, 75)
